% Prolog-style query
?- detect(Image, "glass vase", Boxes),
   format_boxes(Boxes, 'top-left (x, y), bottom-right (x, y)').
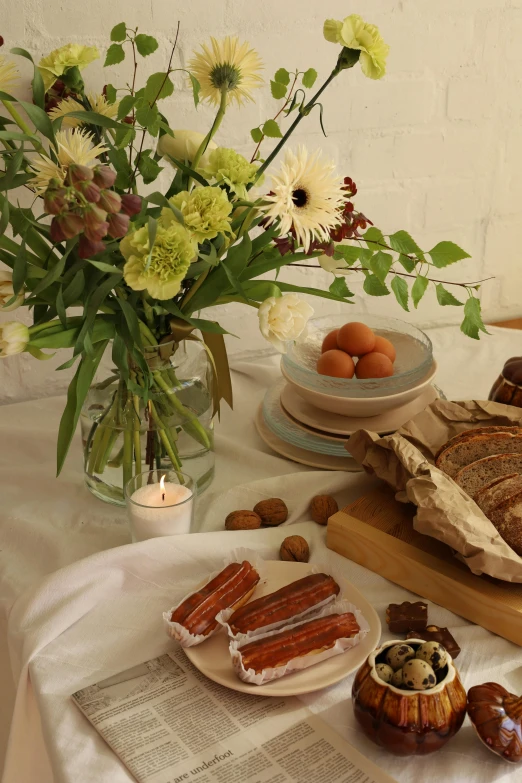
top-left (81, 339), bottom-right (215, 506)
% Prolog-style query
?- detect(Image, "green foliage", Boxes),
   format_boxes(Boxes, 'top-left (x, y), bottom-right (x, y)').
top-left (110, 22), bottom-right (127, 42)
top-left (364, 226), bottom-right (385, 252)
top-left (329, 276), bottom-right (353, 298)
top-left (250, 127), bottom-right (263, 143)
top-left (137, 151), bottom-right (163, 184)
top-left (262, 119), bottom-right (282, 138)
top-left (105, 43), bottom-right (125, 66)
top-left (144, 72), bottom-right (174, 102)
top-left (460, 296), bottom-right (488, 340)
top-left (104, 84), bottom-right (118, 104)
top-left (302, 68), bottom-right (318, 88)
top-left (369, 251), bottom-right (393, 283)
top-left (135, 34), bottom-right (159, 57)
top-left (274, 68), bottom-right (291, 86)
top-left (429, 241), bottom-right (470, 268)
top-left (271, 80), bottom-right (287, 100)
top-left (363, 274), bottom-right (390, 296)
top-left (411, 275), bottom-right (429, 308)
top-left (436, 283), bottom-right (463, 306)
top-left (333, 245), bottom-right (360, 266)
top-left (117, 95), bottom-right (136, 120)
top-left (390, 275), bottom-right (409, 311)
top-left (189, 73), bottom-right (200, 107)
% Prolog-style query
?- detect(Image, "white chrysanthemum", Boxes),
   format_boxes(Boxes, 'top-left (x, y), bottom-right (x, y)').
top-left (258, 294), bottom-right (314, 353)
top-left (29, 128), bottom-right (108, 193)
top-left (188, 36), bottom-right (263, 107)
top-left (0, 55), bottom-right (19, 93)
top-left (48, 93), bottom-right (119, 129)
top-left (262, 146), bottom-right (345, 252)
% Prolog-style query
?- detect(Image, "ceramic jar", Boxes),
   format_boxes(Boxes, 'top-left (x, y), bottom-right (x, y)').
top-left (352, 639), bottom-right (467, 756)
top-left (489, 357), bottom-right (522, 407)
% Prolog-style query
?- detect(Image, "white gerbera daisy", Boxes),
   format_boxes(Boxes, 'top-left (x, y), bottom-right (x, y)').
top-left (188, 36), bottom-right (263, 107)
top-left (0, 55), bottom-right (19, 93)
top-left (262, 147), bottom-right (345, 252)
top-left (29, 128), bottom-right (108, 193)
top-left (48, 93), bottom-right (120, 129)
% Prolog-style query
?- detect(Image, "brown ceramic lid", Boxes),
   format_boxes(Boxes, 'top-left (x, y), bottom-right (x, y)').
top-left (467, 682), bottom-right (522, 763)
top-left (503, 358), bottom-right (522, 385)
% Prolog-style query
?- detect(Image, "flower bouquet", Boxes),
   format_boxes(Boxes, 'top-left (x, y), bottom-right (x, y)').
top-left (0, 15), bottom-right (485, 504)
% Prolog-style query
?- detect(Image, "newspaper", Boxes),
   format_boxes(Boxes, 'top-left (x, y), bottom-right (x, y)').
top-left (72, 648), bottom-right (396, 783)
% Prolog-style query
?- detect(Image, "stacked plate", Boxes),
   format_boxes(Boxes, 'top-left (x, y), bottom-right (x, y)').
top-left (256, 315), bottom-right (443, 470)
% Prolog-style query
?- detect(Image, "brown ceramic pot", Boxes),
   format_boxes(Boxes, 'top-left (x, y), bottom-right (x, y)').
top-left (467, 682), bottom-right (522, 763)
top-left (489, 357), bottom-right (522, 406)
top-left (352, 639), bottom-right (467, 756)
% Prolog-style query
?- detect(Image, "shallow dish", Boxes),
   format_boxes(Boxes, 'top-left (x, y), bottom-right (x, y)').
top-left (282, 314), bottom-right (433, 399)
top-left (282, 360), bottom-right (438, 418)
top-left (280, 382), bottom-right (442, 436)
top-left (184, 560), bottom-right (381, 696)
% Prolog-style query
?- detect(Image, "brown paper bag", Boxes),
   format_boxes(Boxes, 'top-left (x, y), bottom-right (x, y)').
top-left (347, 400), bottom-right (522, 582)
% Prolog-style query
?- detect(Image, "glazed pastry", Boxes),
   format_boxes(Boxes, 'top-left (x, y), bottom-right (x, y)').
top-left (227, 573), bottom-right (340, 635)
top-left (238, 612), bottom-right (360, 674)
top-left (170, 561), bottom-right (259, 636)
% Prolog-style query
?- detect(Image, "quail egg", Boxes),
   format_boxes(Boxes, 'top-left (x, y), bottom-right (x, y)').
top-left (385, 644), bottom-right (416, 671)
top-left (391, 668), bottom-right (404, 688)
top-left (402, 658), bottom-right (437, 690)
top-left (375, 663), bottom-right (394, 683)
top-left (415, 641), bottom-right (448, 672)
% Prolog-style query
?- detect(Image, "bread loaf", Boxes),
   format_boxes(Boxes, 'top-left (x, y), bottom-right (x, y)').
top-left (434, 426), bottom-right (522, 461)
top-left (474, 474), bottom-right (522, 516)
top-left (454, 454), bottom-right (522, 497)
top-left (436, 433), bottom-right (522, 477)
top-left (488, 498), bottom-right (522, 556)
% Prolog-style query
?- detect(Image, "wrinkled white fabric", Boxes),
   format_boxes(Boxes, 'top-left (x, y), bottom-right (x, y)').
top-left (1, 324), bottom-right (522, 782)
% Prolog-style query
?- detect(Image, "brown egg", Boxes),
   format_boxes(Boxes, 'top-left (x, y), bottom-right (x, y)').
top-left (321, 329), bottom-right (340, 353)
top-left (355, 352), bottom-right (394, 379)
top-left (317, 350), bottom-right (355, 379)
top-left (373, 335), bottom-right (396, 363)
top-left (337, 322), bottom-right (376, 357)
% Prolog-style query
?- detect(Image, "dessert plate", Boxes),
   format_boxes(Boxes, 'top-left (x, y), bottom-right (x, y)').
top-left (281, 382), bottom-right (441, 436)
top-left (255, 406), bottom-right (361, 471)
top-left (184, 560), bottom-right (381, 696)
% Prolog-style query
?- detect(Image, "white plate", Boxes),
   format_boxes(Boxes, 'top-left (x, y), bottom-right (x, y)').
top-left (281, 382), bottom-right (441, 436)
top-left (255, 406), bottom-right (362, 471)
top-left (184, 560), bottom-right (381, 696)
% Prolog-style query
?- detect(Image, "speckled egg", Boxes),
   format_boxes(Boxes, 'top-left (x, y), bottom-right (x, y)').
top-left (375, 663), bottom-right (394, 683)
top-left (385, 644), bottom-right (416, 671)
top-left (402, 658), bottom-right (437, 690)
top-left (391, 668), bottom-right (404, 688)
top-left (415, 641), bottom-right (448, 672)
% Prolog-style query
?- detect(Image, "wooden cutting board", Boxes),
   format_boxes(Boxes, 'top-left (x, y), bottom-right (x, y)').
top-left (326, 486), bottom-right (522, 646)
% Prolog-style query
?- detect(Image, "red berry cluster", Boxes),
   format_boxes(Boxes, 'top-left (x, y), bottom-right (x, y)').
top-left (46, 164), bottom-right (141, 259)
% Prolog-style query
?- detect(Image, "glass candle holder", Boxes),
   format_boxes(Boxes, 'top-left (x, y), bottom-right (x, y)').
top-left (125, 469), bottom-right (196, 542)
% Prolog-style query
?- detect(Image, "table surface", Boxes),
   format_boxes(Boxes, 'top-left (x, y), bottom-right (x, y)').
top-left (1, 323), bottom-right (522, 783)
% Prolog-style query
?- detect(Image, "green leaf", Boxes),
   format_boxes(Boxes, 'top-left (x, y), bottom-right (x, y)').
top-left (117, 297), bottom-right (143, 347)
top-left (270, 80), bottom-right (287, 100)
top-left (429, 241), bottom-right (471, 269)
top-left (0, 149), bottom-right (23, 194)
top-left (62, 270), bottom-right (85, 307)
top-left (11, 48), bottom-right (45, 109)
top-left (137, 151), bottom-right (163, 184)
top-left (163, 154), bottom-right (209, 188)
top-left (189, 73), bottom-right (200, 107)
top-left (389, 230), bottom-right (423, 272)
top-left (0, 193), bottom-right (9, 236)
top-left (104, 84), bottom-right (118, 104)
top-left (32, 241), bottom-right (76, 297)
top-left (105, 43), bottom-right (125, 66)
top-left (135, 34), bottom-right (159, 57)
top-left (363, 274), bottom-right (390, 297)
top-left (110, 22), bottom-right (127, 42)
top-left (333, 245), bottom-right (360, 266)
top-left (56, 355), bottom-right (79, 371)
top-left (391, 275), bottom-right (409, 311)
top-left (0, 94), bottom-right (56, 145)
top-left (411, 275), bottom-right (429, 308)
top-left (114, 126), bottom-right (135, 149)
top-left (87, 260), bottom-right (123, 276)
top-left (460, 296), bottom-right (488, 340)
top-left (56, 339), bottom-right (109, 475)
top-left (364, 226), bottom-right (385, 252)
top-left (274, 68), bottom-right (290, 86)
top-left (275, 281), bottom-right (355, 304)
top-left (262, 119), bottom-right (282, 138)
top-left (329, 276), bottom-right (353, 298)
top-left (12, 239), bottom-right (27, 295)
top-left (250, 127), bottom-right (263, 143)
top-left (435, 283), bottom-right (464, 306)
top-left (117, 94), bottom-right (136, 120)
top-left (369, 251), bottom-right (393, 284)
top-left (144, 72), bottom-right (174, 103)
top-left (63, 110), bottom-right (127, 130)
top-left (135, 100), bottom-right (159, 130)
top-left (243, 280), bottom-right (282, 302)
top-left (302, 68), bottom-right (318, 88)
top-left (112, 333), bottom-right (129, 380)
top-left (56, 286), bottom-right (67, 328)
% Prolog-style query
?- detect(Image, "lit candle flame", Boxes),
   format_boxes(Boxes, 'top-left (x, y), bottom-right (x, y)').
top-left (160, 474), bottom-right (166, 502)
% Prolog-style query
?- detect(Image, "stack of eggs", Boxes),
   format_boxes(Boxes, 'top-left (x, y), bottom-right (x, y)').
top-left (318, 322), bottom-right (396, 380)
top-left (375, 641), bottom-right (449, 690)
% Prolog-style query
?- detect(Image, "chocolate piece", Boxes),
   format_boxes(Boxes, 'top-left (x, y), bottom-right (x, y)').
top-left (386, 601), bottom-right (427, 633)
top-left (406, 625), bottom-right (461, 659)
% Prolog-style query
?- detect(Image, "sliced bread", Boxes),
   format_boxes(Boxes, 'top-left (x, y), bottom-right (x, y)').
top-left (436, 433), bottom-right (522, 478)
top-left (488, 496), bottom-right (522, 557)
top-left (454, 454), bottom-right (522, 497)
top-left (434, 425), bottom-right (522, 461)
top-left (474, 474), bottom-right (522, 515)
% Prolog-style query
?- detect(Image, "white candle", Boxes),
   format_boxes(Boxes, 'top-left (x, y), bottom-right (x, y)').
top-left (128, 475), bottom-right (194, 541)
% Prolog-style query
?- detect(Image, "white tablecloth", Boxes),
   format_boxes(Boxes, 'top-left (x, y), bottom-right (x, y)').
top-left (1, 324), bottom-right (522, 783)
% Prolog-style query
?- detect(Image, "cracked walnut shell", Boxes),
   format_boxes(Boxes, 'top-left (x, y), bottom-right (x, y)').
top-left (310, 495), bottom-right (339, 525)
top-left (225, 510), bottom-right (262, 531)
top-left (280, 535), bottom-right (310, 562)
top-left (253, 498), bottom-right (288, 526)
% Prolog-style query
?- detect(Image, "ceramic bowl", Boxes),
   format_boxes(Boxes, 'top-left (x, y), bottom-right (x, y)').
top-left (352, 639), bottom-right (467, 756)
top-left (281, 361), bottom-right (437, 417)
top-left (282, 314), bottom-right (433, 399)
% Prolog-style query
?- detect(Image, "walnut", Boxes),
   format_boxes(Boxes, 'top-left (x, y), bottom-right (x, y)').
top-left (253, 498), bottom-right (288, 526)
top-left (280, 535), bottom-right (310, 562)
top-left (309, 495), bottom-right (339, 526)
top-left (225, 510), bottom-right (262, 531)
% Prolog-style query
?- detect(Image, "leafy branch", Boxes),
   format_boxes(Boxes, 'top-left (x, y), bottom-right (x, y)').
top-left (249, 68), bottom-right (307, 161)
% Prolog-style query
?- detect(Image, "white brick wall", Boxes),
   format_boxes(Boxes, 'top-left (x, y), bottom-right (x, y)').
top-left (1, 0), bottom-right (522, 403)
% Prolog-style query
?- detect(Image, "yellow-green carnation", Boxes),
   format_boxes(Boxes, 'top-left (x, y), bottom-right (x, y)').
top-left (323, 15), bottom-right (389, 80)
top-left (38, 44), bottom-right (100, 91)
top-left (121, 223), bottom-right (195, 300)
top-left (201, 147), bottom-right (258, 199)
top-left (162, 186), bottom-right (233, 244)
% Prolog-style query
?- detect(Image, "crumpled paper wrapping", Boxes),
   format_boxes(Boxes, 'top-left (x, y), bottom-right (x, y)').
top-left (347, 399), bottom-right (522, 582)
